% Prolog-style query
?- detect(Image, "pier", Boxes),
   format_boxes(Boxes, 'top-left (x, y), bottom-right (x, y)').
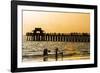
top-left (26, 28), bottom-right (90, 42)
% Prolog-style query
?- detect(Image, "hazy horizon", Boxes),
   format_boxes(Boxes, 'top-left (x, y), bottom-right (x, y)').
top-left (23, 10), bottom-right (90, 35)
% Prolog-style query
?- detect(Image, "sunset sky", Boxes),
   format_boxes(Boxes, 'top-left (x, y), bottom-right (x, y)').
top-left (23, 10), bottom-right (90, 35)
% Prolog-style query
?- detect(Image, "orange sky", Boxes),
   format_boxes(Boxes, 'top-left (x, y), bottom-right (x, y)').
top-left (23, 10), bottom-right (90, 35)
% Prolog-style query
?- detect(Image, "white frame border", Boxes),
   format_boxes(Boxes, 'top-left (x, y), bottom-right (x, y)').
top-left (17, 5), bottom-right (94, 68)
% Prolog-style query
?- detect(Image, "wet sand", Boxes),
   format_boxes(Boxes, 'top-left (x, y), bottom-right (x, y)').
top-left (22, 54), bottom-right (90, 62)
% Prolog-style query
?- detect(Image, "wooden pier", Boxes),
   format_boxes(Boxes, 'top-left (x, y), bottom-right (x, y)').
top-left (26, 28), bottom-right (90, 42)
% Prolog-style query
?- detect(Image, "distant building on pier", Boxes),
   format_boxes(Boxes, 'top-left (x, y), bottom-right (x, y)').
top-left (26, 28), bottom-right (90, 42)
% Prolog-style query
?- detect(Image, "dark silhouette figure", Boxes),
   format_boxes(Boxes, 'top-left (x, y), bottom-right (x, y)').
top-left (43, 48), bottom-right (48, 61)
top-left (55, 48), bottom-right (59, 61)
top-left (60, 52), bottom-right (63, 61)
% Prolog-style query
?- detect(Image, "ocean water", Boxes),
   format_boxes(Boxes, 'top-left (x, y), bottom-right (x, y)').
top-left (22, 36), bottom-right (90, 62)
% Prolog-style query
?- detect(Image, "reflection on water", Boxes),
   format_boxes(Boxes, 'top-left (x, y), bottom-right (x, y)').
top-left (22, 36), bottom-right (90, 62)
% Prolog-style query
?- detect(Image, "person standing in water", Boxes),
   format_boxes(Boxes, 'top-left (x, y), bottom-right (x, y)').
top-left (43, 48), bottom-right (48, 61)
top-left (55, 48), bottom-right (59, 61)
top-left (61, 51), bottom-right (63, 61)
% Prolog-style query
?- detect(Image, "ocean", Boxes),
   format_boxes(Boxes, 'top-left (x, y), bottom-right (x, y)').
top-left (22, 36), bottom-right (90, 62)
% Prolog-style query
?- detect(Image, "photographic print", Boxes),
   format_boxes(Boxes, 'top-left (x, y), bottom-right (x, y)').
top-left (11, 1), bottom-right (97, 72)
top-left (23, 10), bottom-right (90, 62)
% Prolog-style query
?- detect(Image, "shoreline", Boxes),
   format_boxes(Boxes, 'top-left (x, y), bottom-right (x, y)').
top-left (22, 55), bottom-right (90, 62)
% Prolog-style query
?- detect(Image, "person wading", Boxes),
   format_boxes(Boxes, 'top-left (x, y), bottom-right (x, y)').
top-left (55, 48), bottom-right (59, 61)
top-left (43, 48), bottom-right (48, 61)
top-left (60, 51), bottom-right (63, 61)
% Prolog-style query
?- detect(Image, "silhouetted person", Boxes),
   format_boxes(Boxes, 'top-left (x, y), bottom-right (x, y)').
top-left (55, 48), bottom-right (58, 61)
top-left (60, 52), bottom-right (63, 61)
top-left (43, 48), bottom-right (48, 61)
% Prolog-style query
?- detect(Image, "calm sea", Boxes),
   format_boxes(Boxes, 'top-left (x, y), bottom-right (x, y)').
top-left (22, 36), bottom-right (90, 62)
